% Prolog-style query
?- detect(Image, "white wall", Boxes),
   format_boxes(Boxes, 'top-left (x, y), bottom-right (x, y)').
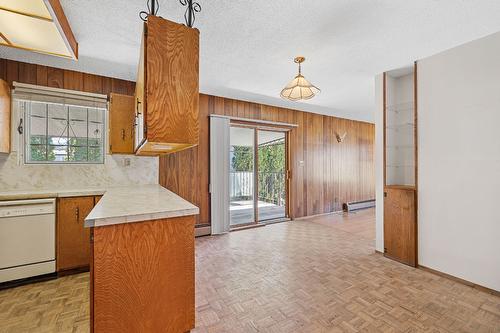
top-left (418, 31), bottom-right (500, 291)
top-left (376, 31), bottom-right (500, 291)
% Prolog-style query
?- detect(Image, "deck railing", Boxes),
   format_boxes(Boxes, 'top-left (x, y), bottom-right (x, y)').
top-left (230, 171), bottom-right (285, 206)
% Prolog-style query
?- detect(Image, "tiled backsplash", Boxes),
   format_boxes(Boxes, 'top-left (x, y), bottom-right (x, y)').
top-left (0, 152), bottom-right (158, 191)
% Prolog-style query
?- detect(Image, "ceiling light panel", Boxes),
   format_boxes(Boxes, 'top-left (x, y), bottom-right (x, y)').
top-left (0, 0), bottom-right (51, 19)
top-left (0, 0), bottom-right (77, 59)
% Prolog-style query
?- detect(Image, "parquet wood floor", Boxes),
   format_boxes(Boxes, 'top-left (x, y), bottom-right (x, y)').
top-left (1, 208), bottom-right (499, 332)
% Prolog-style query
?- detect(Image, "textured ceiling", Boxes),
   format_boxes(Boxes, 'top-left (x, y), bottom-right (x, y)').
top-left (2, 0), bottom-right (500, 122)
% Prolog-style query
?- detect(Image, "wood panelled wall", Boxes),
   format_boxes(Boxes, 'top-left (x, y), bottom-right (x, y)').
top-left (160, 94), bottom-right (375, 225)
top-left (0, 58), bottom-right (135, 96)
top-left (1, 58), bottom-right (374, 225)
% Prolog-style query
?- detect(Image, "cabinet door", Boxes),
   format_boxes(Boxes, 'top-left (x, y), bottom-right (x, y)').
top-left (109, 93), bottom-right (135, 154)
top-left (0, 79), bottom-right (11, 154)
top-left (134, 29), bottom-right (146, 151)
top-left (144, 16), bottom-right (199, 145)
top-left (57, 196), bottom-right (95, 271)
top-left (384, 188), bottom-right (416, 266)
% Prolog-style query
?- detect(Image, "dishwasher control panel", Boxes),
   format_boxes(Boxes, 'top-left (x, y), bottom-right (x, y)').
top-left (0, 199), bottom-right (56, 218)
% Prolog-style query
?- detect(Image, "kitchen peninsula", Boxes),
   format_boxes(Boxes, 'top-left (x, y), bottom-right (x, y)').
top-left (85, 184), bottom-right (198, 332)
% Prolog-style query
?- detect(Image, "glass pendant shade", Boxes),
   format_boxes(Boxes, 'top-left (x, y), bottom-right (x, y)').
top-left (280, 57), bottom-right (320, 101)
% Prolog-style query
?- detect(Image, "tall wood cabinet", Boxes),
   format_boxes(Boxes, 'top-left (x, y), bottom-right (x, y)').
top-left (134, 15), bottom-right (200, 155)
top-left (383, 63), bottom-right (418, 267)
top-left (0, 79), bottom-right (11, 154)
top-left (57, 196), bottom-right (101, 272)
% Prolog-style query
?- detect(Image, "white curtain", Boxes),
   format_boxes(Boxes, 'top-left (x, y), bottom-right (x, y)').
top-left (210, 116), bottom-right (230, 234)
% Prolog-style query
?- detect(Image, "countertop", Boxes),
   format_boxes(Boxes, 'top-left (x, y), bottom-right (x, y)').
top-left (84, 184), bottom-right (199, 227)
top-left (0, 187), bottom-right (106, 201)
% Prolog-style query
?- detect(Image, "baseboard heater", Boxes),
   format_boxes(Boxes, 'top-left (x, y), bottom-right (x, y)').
top-left (343, 199), bottom-right (375, 212)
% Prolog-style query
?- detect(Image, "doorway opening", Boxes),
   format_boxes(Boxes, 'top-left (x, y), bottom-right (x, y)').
top-left (229, 125), bottom-right (288, 227)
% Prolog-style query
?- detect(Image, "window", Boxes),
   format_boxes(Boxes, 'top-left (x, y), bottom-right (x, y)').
top-left (22, 100), bottom-right (106, 164)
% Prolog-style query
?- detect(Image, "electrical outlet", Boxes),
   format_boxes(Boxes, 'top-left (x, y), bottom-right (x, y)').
top-left (123, 158), bottom-right (131, 167)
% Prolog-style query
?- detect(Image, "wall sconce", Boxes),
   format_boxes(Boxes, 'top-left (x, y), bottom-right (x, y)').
top-left (335, 131), bottom-right (347, 143)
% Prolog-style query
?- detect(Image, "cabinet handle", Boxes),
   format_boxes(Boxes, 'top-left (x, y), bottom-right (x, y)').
top-left (75, 207), bottom-right (80, 222)
top-left (17, 118), bottom-right (23, 134)
top-left (136, 99), bottom-right (142, 115)
top-left (121, 129), bottom-right (126, 140)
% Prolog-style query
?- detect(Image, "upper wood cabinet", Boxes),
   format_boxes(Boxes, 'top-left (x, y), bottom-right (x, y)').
top-left (57, 196), bottom-right (95, 272)
top-left (134, 15), bottom-right (200, 156)
top-left (0, 79), bottom-right (11, 154)
top-left (109, 93), bottom-right (135, 154)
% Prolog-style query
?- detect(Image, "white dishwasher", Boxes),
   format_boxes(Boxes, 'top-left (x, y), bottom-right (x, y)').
top-left (0, 198), bottom-right (56, 283)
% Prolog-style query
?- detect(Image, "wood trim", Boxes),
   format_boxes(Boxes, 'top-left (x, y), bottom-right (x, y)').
top-left (0, 6), bottom-right (52, 21)
top-left (382, 72), bottom-right (387, 188)
top-left (384, 185), bottom-right (415, 191)
top-left (414, 61), bottom-right (419, 266)
top-left (45, 0), bottom-right (78, 59)
top-left (213, 114), bottom-right (298, 128)
top-left (0, 79), bottom-right (11, 153)
top-left (0, 32), bottom-right (12, 45)
top-left (418, 265), bottom-right (500, 297)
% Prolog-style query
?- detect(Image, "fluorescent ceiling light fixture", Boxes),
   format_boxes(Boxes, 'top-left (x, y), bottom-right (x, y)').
top-left (280, 56), bottom-right (320, 101)
top-left (0, 0), bottom-right (78, 59)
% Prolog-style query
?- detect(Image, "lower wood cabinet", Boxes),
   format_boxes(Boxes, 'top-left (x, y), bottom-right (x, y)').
top-left (90, 216), bottom-right (195, 332)
top-left (57, 196), bottom-right (101, 272)
top-left (383, 187), bottom-right (417, 267)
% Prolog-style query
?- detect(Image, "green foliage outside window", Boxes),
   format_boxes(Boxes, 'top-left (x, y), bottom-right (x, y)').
top-left (231, 139), bottom-right (286, 206)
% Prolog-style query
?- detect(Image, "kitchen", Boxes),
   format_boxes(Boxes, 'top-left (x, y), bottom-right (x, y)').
top-left (2, 1), bottom-right (499, 332)
top-left (0, 1), bottom-right (199, 331)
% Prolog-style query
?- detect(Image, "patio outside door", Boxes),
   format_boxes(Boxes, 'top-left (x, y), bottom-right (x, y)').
top-left (229, 126), bottom-right (287, 227)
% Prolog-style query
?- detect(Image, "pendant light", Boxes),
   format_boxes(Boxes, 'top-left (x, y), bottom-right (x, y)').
top-left (280, 57), bottom-right (320, 101)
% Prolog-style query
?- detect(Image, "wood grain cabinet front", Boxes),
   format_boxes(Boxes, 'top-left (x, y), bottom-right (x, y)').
top-left (0, 79), bottom-right (11, 154)
top-left (134, 15), bottom-right (199, 155)
top-left (109, 93), bottom-right (135, 154)
top-left (90, 216), bottom-right (195, 332)
top-left (383, 187), bottom-right (417, 266)
top-left (56, 196), bottom-right (95, 272)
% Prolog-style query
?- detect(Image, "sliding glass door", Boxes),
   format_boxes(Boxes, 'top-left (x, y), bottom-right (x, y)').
top-left (229, 125), bottom-right (287, 227)
top-left (229, 127), bottom-right (255, 226)
top-left (257, 130), bottom-right (286, 221)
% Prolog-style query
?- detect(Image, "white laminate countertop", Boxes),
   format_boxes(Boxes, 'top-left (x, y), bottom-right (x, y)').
top-left (84, 184), bottom-right (199, 228)
top-left (0, 188), bottom-right (106, 201)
